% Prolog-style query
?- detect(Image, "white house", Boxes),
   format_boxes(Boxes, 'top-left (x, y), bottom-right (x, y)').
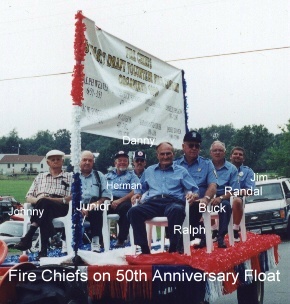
top-left (0, 155), bottom-right (49, 175)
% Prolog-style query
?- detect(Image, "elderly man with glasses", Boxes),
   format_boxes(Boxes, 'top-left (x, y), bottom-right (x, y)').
top-left (209, 140), bottom-right (240, 248)
top-left (175, 131), bottom-right (217, 249)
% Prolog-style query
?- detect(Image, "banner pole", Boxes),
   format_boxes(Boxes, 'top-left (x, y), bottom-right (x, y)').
top-left (70, 11), bottom-right (86, 265)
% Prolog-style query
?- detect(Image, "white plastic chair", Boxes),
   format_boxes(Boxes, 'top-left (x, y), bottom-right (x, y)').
top-left (101, 200), bottom-right (134, 253)
top-left (52, 202), bottom-right (73, 254)
top-left (134, 198), bottom-right (191, 255)
top-left (23, 202), bottom-right (73, 254)
top-left (203, 196), bottom-right (247, 253)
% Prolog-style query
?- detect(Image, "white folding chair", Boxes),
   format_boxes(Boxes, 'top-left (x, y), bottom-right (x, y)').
top-left (102, 200), bottom-right (134, 253)
top-left (203, 196), bottom-right (247, 253)
top-left (52, 202), bottom-right (73, 254)
top-left (139, 198), bottom-right (191, 255)
top-left (23, 202), bottom-right (73, 254)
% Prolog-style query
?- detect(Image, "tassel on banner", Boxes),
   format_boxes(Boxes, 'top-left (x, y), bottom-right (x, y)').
top-left (71, 11), bottom-right (86, 106)
top-left (181, 70), bottom-right (189, 133)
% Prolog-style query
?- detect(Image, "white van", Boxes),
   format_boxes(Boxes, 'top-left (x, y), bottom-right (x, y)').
top-left (245, 178), bottom-right (290, 238)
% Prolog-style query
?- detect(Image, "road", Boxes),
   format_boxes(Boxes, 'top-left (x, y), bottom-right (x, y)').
top-left (214, 235), bottom-right (290, 304)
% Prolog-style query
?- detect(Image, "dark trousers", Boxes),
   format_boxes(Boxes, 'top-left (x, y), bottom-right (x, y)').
top-left (127, 199), bottom-right (185, 247)
top-left (189, 199), bottom-right (232, 239)
top-left (218, 199), bottom-right (232, 237)
top-left (31, 198), bottom-right (68, 249)
top-left (87, 209), bottom-right (103, 238)
top-left (108, 196), bottom-right (131, 242)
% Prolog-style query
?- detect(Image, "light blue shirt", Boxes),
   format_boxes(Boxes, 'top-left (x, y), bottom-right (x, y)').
top-left (175, 155), bottom-right (217, 198)
top-left (106, 169), bottom-right (140, 198)
top-left (214, 160), bottom-right (240, 196)
top-left (237, 164), bottom-right (255, 189)
top-left (134, 163), bottom-right (199, 202)
top-left (80, 170), bottom-right (111, 203)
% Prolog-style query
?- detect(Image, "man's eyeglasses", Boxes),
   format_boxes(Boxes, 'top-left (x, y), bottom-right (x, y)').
top-left (186, 143), bottom-right (200, 149)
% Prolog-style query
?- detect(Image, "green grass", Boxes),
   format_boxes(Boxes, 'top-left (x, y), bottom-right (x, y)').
top-left (0, 179), bottom-right (32, 203)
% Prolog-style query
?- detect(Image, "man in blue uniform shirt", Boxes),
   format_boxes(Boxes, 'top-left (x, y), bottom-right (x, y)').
top-left (175, 130), bottom-right (217, 247)
top-left (132, 150), bottom-right (147, 179)
top-left (230, 146), bottom-right (255, 241)
top-left (128, 142), bottom-right (199, 254)
top-left (210, 141), bottom-right (240, 248)
top-left (79, 151), bottom-right (111, 252)
top-left (106, 151), bottom-right (140, 247)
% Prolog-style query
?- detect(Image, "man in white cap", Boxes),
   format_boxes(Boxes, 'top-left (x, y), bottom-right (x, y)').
top-left (14, 150), bottom-right (73, 258)
top-left (106, 151), bottom-right (140, 247)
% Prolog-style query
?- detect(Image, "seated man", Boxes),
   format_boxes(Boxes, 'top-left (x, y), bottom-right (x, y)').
top-left (175, 130), bottom-right (217, 246)
top-left (230, 146), bottom-right (255, 241)
top-left (106, 151), bottom-right (140, 247)
top-left (210, 141), bottom-right (240, 248)
top-left (132, 150), bottom-right (147, 179)
top-left (14, 150), bottom-right (73, 258)
top-left (79, 150), bottom-right (111, 252)
top-left (128, 142), bottom-right (199, 254)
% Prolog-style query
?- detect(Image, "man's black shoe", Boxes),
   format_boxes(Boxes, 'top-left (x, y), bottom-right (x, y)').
top-left (217, 237), bottom-right (227, 248)
top-left (140, 244), bottom-right (150, 254)
top-left (36, 250), bottom-right (47, 261)
top-left (212, 230), bottom-right (218, 242)
top-left (193, 238), bottom-right (206, 249)
top-left (14, 237), bottom-right (32, 251)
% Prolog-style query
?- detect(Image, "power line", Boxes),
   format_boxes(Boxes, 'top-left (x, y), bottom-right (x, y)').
top-left (0, 72), bottom-right (72, 82)
top-left (166, 46), bottom-right (290, 62)
top-left (0, 45), bottom-right (289, 82)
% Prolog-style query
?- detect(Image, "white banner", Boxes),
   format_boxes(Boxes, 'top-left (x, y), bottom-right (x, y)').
top-left (81, 17), bottom-right (187, 148)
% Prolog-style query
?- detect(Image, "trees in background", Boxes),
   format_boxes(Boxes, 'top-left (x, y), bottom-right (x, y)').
top-left (267, 119), bottom-right (290, 177)
top-left (0, 120), bottom-right (289, 176)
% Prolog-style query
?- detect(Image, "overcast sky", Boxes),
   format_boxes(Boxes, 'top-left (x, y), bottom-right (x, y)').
top-left (0, 0), bottom-right (289, 139)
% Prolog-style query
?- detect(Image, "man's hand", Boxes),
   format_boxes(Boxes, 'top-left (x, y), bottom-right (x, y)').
top-left (111, 198), bottom-right (123, 210)
top-left (131, 194), bottom-right (142, 205)
top-left (211, 197), bottom-right (223, 206)
top-left (186, 193), bottom-right (199, 206)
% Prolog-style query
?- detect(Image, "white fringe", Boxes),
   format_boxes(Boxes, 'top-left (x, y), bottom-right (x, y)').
top-left (267, 247), bottom-right (277, 270)
top-left (244, 259), bottom-right (253, 283)
top-left (205, 277), bottom-right (223, 303)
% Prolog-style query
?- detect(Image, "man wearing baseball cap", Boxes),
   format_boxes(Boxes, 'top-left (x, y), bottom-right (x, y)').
top-left (106, 151), bottom-right (140, 247)
top-left (14, 150), bottom-right (73, 258)
top-left (132, 150), bottom-right (147, 179)
top-left (175, 130), bottom-right (217, 249)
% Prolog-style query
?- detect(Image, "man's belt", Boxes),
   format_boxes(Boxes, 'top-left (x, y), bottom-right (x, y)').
top-left (151, 194), bottom-right (176, 200)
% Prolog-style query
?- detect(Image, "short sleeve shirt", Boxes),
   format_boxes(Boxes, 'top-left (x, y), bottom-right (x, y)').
top-left (80, 170), bottom-right (112, 203)
top-left (214, 160), bottom-right (240, 196)
top-left (134, 163), bottom-right (199, 202)
top-left (26, 171), bottom-right (73, 198)
top-left (175, 155), bottom-right (217, 198)
top-left (106, 169), bottom-right (140, 198)
top-left (238, 165), bottom-right (255, 189)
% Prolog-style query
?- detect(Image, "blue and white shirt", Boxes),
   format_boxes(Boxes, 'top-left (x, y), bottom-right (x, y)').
top-left (175, 155), bottom-right (217, 198)
top-left (134, 163), bottom-right (199, 202)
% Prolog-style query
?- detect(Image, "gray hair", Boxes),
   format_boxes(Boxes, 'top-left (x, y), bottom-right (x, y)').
top-left (210, 140), bottom-right (226, 152)
top-left (80, 150), bottom-right (95, 162)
